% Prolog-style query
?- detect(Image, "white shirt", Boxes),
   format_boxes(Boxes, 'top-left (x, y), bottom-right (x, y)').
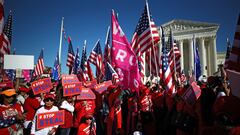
top-left (31, 106), bottom-right (59, 135)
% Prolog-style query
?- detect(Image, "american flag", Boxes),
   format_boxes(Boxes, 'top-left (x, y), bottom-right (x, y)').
top-left (131, 4), bottom-right (160, 55)
top-left (226, 15), bottom-right (240, 72)
top-left (160, 28), bottom-right (176, 95)
top-left (66, 37), bottom-right (75, 69)
top-left (105, 62), bottom-right (120, 84)
top-left (80, 40), bottom-right (90, 82)
top-left (145, 45), bottom-right (160, 76)
top-left (33, 49), bottom-right (45, 77)
top-left (89, 40), bottom-right (104, 80)
top-left (72, 47), bottom-right (80, 75)
top-left (0, 11), bottom-right (12, 63)
top-left (168, 30), bottom-right (181, 74)
top-left (52, 52), bottom-right (60, 81)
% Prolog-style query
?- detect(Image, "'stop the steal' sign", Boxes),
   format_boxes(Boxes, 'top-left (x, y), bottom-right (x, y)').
top-left (31, 78), bottom-right (53, 95)
top-left (37, 110), bottom-right (65, 129)
top-left (63, 82), bottom-right (82, 97)
top-left (62, 74), bottom-right (79, 85)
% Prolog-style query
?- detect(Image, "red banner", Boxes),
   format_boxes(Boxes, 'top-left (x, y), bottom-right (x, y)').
top-left (31, 78), bottom-right (53, 95)
top-left (63, 82), bottom-right (82, 97)
top-left (0, 81), bottom-right (13, 88)
top-left (77, 87), bottom-right (96, 100)
top-left (37, 110), bottom-right (65, 129)
top-left (94, 80), bottom-right (112, 94)
top-left (62, 74), bottom-right (79, 85)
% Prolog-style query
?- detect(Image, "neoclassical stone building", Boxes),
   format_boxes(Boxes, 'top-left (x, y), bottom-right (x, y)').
top-left (158, 19), bottom-right (219, 77)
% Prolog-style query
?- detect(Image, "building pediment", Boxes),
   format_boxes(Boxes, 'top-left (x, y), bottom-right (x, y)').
top-left (160, 19), bottom-right (219, 37)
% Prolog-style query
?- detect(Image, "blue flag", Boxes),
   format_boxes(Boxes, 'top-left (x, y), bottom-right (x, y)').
top-left (194, 41), bottom-right (201, 80)
top-left (52, 52), bottom-right (60, 81)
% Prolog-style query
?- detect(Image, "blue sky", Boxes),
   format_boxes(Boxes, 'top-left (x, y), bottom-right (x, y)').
top-left (4, 0), bottom-right (240, 74)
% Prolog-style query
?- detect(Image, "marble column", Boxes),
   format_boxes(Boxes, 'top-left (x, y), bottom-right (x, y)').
top-left (188, 38), bottom-right (194, 72)
top-left (179, 40), bottom-right (184, 72)
top-left (199, 38), bottom-right (207, 75)
top-left (210, 36), bottom-right (217, 73)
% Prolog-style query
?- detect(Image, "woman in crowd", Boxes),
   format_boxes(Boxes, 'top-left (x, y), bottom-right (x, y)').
top-left (31, 93), bottom-right (59, 135)
top-left (0, 87), bottom-right (25, 135)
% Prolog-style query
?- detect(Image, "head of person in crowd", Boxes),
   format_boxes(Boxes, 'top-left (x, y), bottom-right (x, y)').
top-left (18, 85), bottom-right (30, 97)
top-left (83, 113), bottom-right (94, 125)
top-left (43, 93), bottom-right (55, 108)
top-left (0, 87), bottom-right (17, 105)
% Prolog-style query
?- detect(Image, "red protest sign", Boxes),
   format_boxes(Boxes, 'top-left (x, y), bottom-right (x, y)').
top-left (62, 74), bottom-right (79, 85)
top-left (77, 87), bottom-right (96, 100)
top-left (31, 78), bottom-right (53, 95)
top-left (37, 110), bottom-right (65, 129)
top-left (63, 82), bottom-right (82, 97)
top-left (84, 79), bottom-right (97, 89)
top-left (181, 82), bottom-right (201, 105)
top-left (0, 81), bottom-right (13, 88)
top-left (94, 80), bottom-right (112, 94)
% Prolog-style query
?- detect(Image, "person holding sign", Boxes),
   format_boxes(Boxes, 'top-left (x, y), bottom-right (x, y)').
top-left (0, 87), bottom-right (25, 135)
top-left (31, 93), bottom-right (59, 135)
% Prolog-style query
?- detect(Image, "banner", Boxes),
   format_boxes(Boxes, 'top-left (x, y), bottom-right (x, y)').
top-left (63, 82), bottom-right (82, 97)
top-left (62, 74), bottom-right (79, 85)
top-left (181, 82), bottom-right (201, 105)
top-left (94, 80), bottom-right (112, 94)
top-left (37, 110), bottom-right (64, 129)
top-left (111, 10), bottom-right (140, 93)
top-left (77, 87), bottom-right (96, 100)
top-left (31, 78), bottom-right (52, 95)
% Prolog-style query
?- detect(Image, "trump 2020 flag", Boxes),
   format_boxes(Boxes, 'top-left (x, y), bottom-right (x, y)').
top-left (52, 52), bottom-right (60, 81)
top-left (193, 36), bottom-right (201, 80)
top-left (111, 10), bottom-right (140, 93)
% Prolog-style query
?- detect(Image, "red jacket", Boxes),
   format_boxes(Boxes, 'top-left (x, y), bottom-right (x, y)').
top-left (77, 122), bottom-right (96, 135)
top-left (23, 97), bottom-right (40, 121)
top-left (59, 109), bottom-right (73, 128)
top-left (74, 100), bottom-right (96, 128)
top-left (0, 103), bottom-right (23, 135)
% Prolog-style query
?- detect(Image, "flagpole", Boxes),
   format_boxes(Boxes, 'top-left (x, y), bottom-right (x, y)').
top-left (58, 17), bottom-right (64, 74)
top-left (193, 34), bottom-right (196, 80)
top-left (145, 0), bottom-right (159, 82)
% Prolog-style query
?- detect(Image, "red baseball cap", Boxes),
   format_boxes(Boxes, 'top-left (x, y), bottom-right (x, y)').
top-left (44, 93), bottom-right (55, 100)
top-left (18, 86), bottom-right (30, 93)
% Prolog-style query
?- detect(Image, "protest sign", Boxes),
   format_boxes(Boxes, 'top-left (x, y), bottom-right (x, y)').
top-left (62, 74), bottom-right (79, 85)
top-left (63, 82), bottom-right (82, 97)
top-left (84, 79), bottom-right (97, 89)
top-left (182, 82), bottom-right (201, 105)
top-left (37, 110), bottom-right (64, 129)
top-left (94, 80), bottom-right (112, 94)
top-left (77, 87), bottom-right (96, 100)
top-left (4, 55), bottom-right (34, 70)
top-left (31, 78), bottom-right (52, 95)
top-left (226, 69), bottom-right (240, 98)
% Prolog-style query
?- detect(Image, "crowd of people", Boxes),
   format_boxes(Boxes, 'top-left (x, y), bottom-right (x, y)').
top-left (0, 65), bottom-right (240, 135)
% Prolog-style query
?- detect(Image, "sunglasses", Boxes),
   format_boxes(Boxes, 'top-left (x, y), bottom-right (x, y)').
top-left (86, 117), bottom-right (93, 120)
top-left (44, 98), bottom-right (54, 102)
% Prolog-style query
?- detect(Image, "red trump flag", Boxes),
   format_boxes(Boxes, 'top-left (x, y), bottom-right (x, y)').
top-left (111, 10), bottom-right (140, 93)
